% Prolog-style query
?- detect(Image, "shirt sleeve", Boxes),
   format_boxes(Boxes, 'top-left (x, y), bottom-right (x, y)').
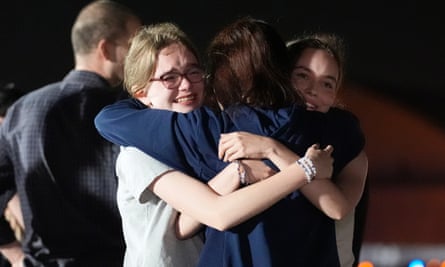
top-left (116, 146), bottom-right (173, 204)
top-left (94, 98), bottom-right (195, 174)
top-left (324, 108), bottom-right (366, 176)
top-left (94, 98), bottom-right (227, 179)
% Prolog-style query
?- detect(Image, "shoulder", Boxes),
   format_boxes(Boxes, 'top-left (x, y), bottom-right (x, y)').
top-left (117, 146), bottom-right (171, 170)
top-left (326, 107), bottom-right (360, 124)
top-left (5, 82), bottom-right (61, 115)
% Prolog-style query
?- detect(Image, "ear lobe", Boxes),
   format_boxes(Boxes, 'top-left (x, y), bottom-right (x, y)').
top-left (134, 89), bottom-right (146, 98)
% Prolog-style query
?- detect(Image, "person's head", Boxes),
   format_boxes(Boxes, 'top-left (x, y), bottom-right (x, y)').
top-left (206, 16), bottom-right (301, 110)
top-left (0, 82), bottom-right (25, 124)
top-left (124, 22), bottom-right (204, 113)
top-left (287, 33), bottom-right (346, 113)
top-left (71, 0), bottom-right (141, 87)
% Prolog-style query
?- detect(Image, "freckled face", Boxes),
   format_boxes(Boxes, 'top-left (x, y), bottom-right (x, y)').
top-left (137, 43), bottom-right (204, 113)
top-left (291, 48), bottom-right (339, 113)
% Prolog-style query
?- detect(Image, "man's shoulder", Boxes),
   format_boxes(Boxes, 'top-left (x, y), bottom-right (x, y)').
top-left (22, 81), bottom-right (62, 101)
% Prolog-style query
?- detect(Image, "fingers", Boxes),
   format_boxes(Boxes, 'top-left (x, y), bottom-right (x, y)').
top-left (219, 132), bottom-right (247, 161)
top-left (309, 143), bottom-right (334, 153)
top-left (324, 145), bottom-right (334, 154)
top-left (219, 133), bottom-right (242, 161)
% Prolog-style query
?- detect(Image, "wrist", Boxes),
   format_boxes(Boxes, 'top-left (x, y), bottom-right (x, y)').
top-left (296, 156), bottom-right (317, 183)
top-left (234, 160), bottom-right (249, 186)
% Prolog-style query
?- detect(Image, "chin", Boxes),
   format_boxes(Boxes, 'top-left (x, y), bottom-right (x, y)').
top-left (175, 106), bottom-right (197, 113)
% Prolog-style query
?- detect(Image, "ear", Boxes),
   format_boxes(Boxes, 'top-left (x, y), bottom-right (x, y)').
top-left (134, 89), bottom-right (147, 98)
top-left (98, 39), bottom-right (114, 61)
top-left (134, 89), bottom-right (153, 107)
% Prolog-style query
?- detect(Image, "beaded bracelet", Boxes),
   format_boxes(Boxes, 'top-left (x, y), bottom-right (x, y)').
top-left (234, 160), bottom-right (248, 185)
top-left (296, 157), bottom-right (317, 183)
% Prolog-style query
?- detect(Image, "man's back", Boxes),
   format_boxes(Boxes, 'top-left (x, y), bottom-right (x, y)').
top-left (0, 71), bottom-right (124, 266)
top-left (0, 1), bottom-right (140, 265)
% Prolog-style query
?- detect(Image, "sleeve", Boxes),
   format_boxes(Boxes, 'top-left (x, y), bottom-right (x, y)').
top-left (94, 98), bottom-right (194, 174)
top-left (116, 146), bottom-right (173, 204)
top-left (94, 98), bottom-right (227, 179)
top-left (324, 108), bottom-right (366, 177)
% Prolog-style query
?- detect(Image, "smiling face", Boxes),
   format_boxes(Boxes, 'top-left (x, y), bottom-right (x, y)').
top-left (291, 48), bottom-right (339, 113)
top-left (135, 43), bottom-right (204, 113)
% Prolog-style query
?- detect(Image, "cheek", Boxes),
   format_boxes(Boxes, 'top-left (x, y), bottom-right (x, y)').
top-left (321, 92), bottom-right (337, 105)
top-left (148, 90), bottom-right (175, 108)
top-left (292, 78), bottom-right (310, 91)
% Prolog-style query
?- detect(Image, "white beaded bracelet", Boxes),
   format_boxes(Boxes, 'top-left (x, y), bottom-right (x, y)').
top-left (296, 157), bottom-right (317, 183)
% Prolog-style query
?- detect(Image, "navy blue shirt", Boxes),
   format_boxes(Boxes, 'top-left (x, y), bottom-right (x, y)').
top-left (95, 98), bottom-right (364, 267)
top-left (0, 71), bottom-right (125, 266)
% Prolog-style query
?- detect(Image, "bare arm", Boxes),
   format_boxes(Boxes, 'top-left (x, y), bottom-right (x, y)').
top-left (301, 151), bottom-right (368, 220)
top-left (150, 145), bottom-right (333, 231)
top-left (219, 131), bottom-right (368, 220)
top-left (174, 163), bottom-right (240, 239)
top-left (0, 241), bottom-right (24, 267)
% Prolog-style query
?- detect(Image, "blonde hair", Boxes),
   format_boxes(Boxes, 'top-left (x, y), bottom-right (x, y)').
top-left (124, 22), bottom-right (200, 95)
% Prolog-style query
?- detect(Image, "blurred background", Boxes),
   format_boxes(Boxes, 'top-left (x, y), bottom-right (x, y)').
top-left (1, 1), bottom-right (444, 266)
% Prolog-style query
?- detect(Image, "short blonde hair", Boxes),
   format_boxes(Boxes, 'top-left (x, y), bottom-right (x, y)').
top-left (124, 22), bottom-right (200, 95)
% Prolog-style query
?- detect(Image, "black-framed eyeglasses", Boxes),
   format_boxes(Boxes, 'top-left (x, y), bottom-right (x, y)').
top-left (149, 68), bottom-right (205, 89)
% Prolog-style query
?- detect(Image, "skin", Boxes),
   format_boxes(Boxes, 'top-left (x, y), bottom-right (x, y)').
top-left (134, 43), bottom-right (204, 112)
top-left (75, 17), bottom-right (141, 87)
top-left (220, 46), bottom-right (368, 221)
top-left (291, 48), bottom-right (339, 113)
top-left (128, 42), bottom-right (334, 239)
top-left (0, 13), bottom-right (142, 267)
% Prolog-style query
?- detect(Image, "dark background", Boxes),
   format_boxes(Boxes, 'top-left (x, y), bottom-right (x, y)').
top-left (1, 0), bottom-right (444, 127)
top-left (1, 1), bottom-right (445, 262)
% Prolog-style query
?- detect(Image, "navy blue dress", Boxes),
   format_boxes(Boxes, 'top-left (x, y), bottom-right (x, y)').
top-left (95, 98), bottom-right (364, 267)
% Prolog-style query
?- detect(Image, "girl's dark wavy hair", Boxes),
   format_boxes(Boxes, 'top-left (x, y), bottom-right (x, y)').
top-left (204, 16), bottom-right (302, 109)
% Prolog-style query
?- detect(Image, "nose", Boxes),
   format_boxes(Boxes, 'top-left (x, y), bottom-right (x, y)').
top-left (304, 82), bottom-right (317, 96)
top-left (178, 75), bottom-right (192, 91)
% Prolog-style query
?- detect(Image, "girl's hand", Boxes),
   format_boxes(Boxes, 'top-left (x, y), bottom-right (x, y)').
top-left (218, 132), bottom-right (273, 162)
top-left (304, 144), bottom-right (334, 180)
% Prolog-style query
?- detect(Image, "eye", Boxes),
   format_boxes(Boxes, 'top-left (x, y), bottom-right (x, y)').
top-left (184, 68), bottom-right (204, 83)
top-left (161, 73), bottom-right (180, 82)
top-left (323, 81), bottom-right (336, 90)
top-left (187, 68), bottom-right (204, 76)
top-left (293, 71), bottom-right (309, 80)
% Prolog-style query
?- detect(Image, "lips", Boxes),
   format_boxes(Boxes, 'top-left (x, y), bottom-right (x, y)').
top-left (305, 102), bottom-right (317, 111)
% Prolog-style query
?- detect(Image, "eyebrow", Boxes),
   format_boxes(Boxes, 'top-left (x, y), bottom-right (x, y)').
top-left (160, 63), bottom-right (203, 74)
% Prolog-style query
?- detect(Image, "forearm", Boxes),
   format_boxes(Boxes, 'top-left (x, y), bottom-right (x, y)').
top-left (265, 138), bottom-right (300, 170)
top-left (175, 213), bottom-right (203, 240)
top-left (175, 166), bottom-right (239, 238)
top-left (153, 162), bottom-right (309, 231)
top-left (301, 151), bottom-right (368, 220)
top-left (207, 165), bottom-right (240, 195)
top-left (300, 180), bottom-right (351, 220)
top-left (0, 241), bottom-right (24, 266)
